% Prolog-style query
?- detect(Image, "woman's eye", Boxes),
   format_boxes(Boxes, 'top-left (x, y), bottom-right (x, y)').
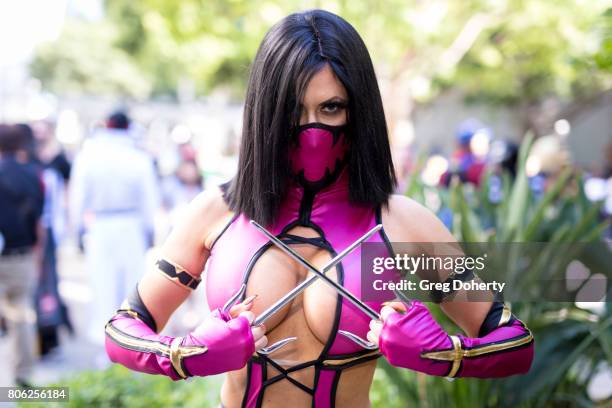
top-left (321, 102), bottom-right (346, 114)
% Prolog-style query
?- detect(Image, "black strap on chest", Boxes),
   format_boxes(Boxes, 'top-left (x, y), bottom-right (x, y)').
top-left (247, 349), bottom-right (381, 406)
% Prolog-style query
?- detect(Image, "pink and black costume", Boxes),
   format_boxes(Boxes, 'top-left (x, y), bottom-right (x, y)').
top-left (206, 123), bottom-right (387, 407)
top-left (105, 288), bottom-right (255, 380)
top-left (379, 301), bottom-right (534, 379)
top-left (104, 123), bottom-right (534, 407)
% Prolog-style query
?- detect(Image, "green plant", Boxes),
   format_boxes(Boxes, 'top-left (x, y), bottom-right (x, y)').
top-left (18, 365), bottom-right (223, 408)
top-left (380, 135), bottom-right (611, 407)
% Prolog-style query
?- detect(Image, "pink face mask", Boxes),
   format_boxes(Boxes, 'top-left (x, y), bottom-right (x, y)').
top-left (289, 123), bottom-right (349, 188)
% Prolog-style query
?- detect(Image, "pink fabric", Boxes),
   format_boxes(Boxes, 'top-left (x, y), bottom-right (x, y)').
top-left (379, 301), bottom-right (534, 378)
top-left (105, 308), bottom-right (254, 380)
top-left (458, 319), bottom-right (534, 378)
top-left (105, 314), bottom-right (181, 380)
top-left (207, 169), bottom-right (388, 357)
top-left (183, 309), bottom-right (255, 377)
top-left (314, 370), bottom-right (337, 408)
top-left (243, 361), bottom-right (264, 408)
top-left (204, 144), bottom-right (389, 405)
top-left (289, 126), bottom-right (348, 182)
top-left (379, 301), bottom-right (454, 376)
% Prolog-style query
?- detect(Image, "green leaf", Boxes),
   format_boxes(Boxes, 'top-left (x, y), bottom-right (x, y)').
top-left (502, 132), bottom-right (534, 241)
top-left (522, 168), bottom-right (572, 241)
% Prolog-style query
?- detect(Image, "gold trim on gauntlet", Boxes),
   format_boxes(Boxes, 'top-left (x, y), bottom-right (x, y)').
top-left (105, 321), bottom-right (172, 356)
top-left (499, 302), bottom-right (512, 327)
top-left (105, 319), bottom-right (208, 380)
top-left (421, 329), bottom-right (534, 378)
top-left (169, 337), bottom-right (209, 379)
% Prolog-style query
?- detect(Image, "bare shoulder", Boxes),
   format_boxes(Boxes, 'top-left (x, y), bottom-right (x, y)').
top-left (189, 186), bottom-right (232, 223)
top-left (183, 186), bottom-right (234, 248)
top-left (383, 194), bottom-right (439, 232)
top-left (161, 186), bottom-right (233, 274)
top-left (381, 194), bottom-right (455, 242)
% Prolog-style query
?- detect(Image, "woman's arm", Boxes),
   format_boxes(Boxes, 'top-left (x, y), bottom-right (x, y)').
top-left (381, 195), bottom-right (492, 336)
top-left (104, 188), bottom-right (266, 380)
top-left (138, 188), bottom-right (228, 331)
top-left (368, 195), bottom-right (534, 378)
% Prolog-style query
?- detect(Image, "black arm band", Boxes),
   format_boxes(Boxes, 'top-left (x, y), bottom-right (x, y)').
top-left (478, 301), bottom-right (515, 337)
top-left (119, 285), bottom-right (158, 332)
top-left (156, 259), bottom-right (201, 290)
top-left (429, 268), bottom-right (476, 303)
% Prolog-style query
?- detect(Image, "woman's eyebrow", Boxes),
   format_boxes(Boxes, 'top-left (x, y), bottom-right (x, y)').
top-left (319, 96), bottom-right (348, 105)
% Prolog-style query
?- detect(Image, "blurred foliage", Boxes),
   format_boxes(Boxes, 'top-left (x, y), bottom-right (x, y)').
top-left (18, 365), bottom-right (223, 408)
top-left (452, 2), bottom-right (612, 105)
top-left (594, 7), bottom-right (612, 71)
top-left (29, 20), bottom-right (151, 99)
top-left (30, 0), bottom-right (612, 102)
top-left (396, 135), bottom-right (611, 407)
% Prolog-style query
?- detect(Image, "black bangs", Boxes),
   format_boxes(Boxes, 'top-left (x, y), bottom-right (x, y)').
top-left (292, 59), bottom-right (327, 128)
top-left (226, 9), bottom-right (397, 226)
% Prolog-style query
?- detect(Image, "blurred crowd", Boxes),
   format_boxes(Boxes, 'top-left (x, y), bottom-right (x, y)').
top-left (0, 111), bottom-right (610, 388)
top-left (401, 118), bottom-right (612, 236)
top-left (0, 110), bottom-right (205, 387)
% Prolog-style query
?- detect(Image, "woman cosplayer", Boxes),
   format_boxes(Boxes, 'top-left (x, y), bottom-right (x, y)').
top-left (105, 10), bottom-right (534, 408)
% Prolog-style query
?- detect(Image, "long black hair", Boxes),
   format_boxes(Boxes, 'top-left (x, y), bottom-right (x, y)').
top-left (226, 9), bottom-right (396, 225)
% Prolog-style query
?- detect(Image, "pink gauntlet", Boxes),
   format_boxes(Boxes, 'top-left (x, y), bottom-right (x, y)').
top-left (105, 308), bottom-right (254, 381)
top-left (379, 301), bottom-right (534, 378)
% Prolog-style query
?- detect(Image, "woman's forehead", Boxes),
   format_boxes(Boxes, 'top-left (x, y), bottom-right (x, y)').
top-left (301, 65), bottom-right (348, 104)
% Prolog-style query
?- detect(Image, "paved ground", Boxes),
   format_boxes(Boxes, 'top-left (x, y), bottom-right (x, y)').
top-left (0, 241), bottom-right (104, 390)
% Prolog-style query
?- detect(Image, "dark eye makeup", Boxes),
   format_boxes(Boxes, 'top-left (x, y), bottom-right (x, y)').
top-left (320, 99), bottom-right (348, 115)
top-left (296, 98), bottom-right (348, 126)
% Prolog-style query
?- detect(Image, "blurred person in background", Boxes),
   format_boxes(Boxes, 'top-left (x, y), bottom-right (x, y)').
top-left (0, 124), bottom-right (45, 387)
top-left (526, 133), bottom-right (572, 197)
top-left (32, 120), bottom-right (71, 182)
top-left (31, 121), bottom-right (73, 359)
top-left (440, 118), bottom-right (490, 187)
top-left (177, 141), bottom-right (198, 163)
top-left (14, 124), bottom-right (42, 170)
top-left (70, 111), bottom-right (159, 354)
top-left (487, 139), bottom-right (519, 205)
top-left (161, 159), bottom-right (204, 224)
top-left (489, 139), bottom-right (519, 180)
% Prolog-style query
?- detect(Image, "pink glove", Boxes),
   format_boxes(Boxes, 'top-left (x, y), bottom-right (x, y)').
top-left (105, 308), bottom-right (254, 380)
top-left (378, 301), bottom-right (534, 378)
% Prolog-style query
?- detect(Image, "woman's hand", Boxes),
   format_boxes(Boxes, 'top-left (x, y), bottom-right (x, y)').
top-left (367, 300), bottom-right (534, 378)
top-left (367, 301), bottom-right (454, 377)
top-left (366, 302), bottom-right (405, 347)
top-left (229, 295), bottom-right (268, 351)
top-left (106, 291), bottom-right (269, 380)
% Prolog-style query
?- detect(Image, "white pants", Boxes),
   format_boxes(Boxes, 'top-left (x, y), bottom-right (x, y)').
top-left (85, 214), bottom-right (147, 345)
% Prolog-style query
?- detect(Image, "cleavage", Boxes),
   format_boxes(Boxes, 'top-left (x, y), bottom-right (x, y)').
top-left (244, 225), bottom-right (341, 361)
